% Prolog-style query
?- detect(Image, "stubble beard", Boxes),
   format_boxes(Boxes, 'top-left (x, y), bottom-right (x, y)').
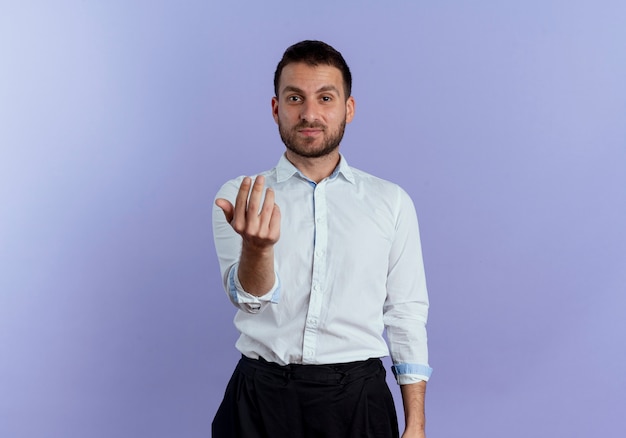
top-left (278, 118), bottom-right (347, 159)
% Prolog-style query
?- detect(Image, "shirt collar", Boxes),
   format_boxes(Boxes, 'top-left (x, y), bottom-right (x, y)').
top-left (275, 153), bottom-right (356, 184)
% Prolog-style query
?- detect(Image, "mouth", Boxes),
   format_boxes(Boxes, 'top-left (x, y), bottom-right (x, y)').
top-left (298, 128), bottom-right (324, 137)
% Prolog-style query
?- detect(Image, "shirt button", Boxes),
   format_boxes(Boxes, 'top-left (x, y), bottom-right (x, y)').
top-left (313, 284), bottom-right (320, 292)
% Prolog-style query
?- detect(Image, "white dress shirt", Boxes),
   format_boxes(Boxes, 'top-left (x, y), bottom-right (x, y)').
top-left (212, 154), bottom-right (432, 384)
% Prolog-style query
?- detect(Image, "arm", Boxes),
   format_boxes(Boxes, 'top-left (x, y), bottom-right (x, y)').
top-left (215, 175), bottom-right (281, 296)
top-left (383, 186), bottom-right (431, 436)
top-left (400, 381), bottom-right (427, 438)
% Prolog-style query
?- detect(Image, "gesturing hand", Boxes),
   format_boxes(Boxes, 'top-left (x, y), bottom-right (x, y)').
top-left (215, 175), bottom-right (281, 251)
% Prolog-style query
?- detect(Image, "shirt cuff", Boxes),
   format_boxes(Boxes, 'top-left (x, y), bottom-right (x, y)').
top-left (228, 264), bottom-right (280, 312)
top-left (391, 363), bottom-right (433, 385)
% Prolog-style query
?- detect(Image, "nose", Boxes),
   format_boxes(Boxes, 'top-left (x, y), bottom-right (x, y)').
top-left (299, 100), bottom-right (319, 123)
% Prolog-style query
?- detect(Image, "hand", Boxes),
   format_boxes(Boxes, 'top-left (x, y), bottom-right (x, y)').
top-left (215, 175), bottom-right (281, 251)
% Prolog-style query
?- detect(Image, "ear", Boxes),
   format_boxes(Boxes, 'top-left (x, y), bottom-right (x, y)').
top-left (271, 96), bottom-right (279, 124)
top-left (345, 96), bottom-right (355, 124)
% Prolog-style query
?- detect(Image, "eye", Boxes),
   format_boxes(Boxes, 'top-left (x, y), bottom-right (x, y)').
top-left (287, 95), bottom-right (302, 102)
top-left (321, 96), bottom-right (332, 102)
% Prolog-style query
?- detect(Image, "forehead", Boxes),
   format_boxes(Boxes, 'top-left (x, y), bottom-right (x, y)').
top-left (277, 62), bottom-right (345, 96)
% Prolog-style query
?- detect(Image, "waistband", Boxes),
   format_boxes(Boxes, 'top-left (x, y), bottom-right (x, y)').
top-left (238, 355), bottom-right (383, 385)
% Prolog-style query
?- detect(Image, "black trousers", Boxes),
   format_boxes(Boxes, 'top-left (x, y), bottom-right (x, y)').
top-left (212, 355), bottom-right (399, 438)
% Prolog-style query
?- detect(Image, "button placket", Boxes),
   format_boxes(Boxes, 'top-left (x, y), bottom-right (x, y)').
top-left (302, 181), bottom-right (328, 363)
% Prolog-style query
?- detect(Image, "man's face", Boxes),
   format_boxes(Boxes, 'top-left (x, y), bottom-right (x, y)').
top-left (272, 62), bottom-right (355, 159)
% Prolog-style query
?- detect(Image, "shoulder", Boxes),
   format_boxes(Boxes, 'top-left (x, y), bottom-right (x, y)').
top-left (345, 165), bottom-right (417, 220)
top-left (349, 166), bottom-right (410, 198)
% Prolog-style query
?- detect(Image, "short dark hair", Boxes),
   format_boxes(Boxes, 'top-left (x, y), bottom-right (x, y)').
top-left (273, 40), bottom-right (352, 99)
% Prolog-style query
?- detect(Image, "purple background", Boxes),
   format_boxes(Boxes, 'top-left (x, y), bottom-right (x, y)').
top-left (1, 1), bottom-right (625, 437)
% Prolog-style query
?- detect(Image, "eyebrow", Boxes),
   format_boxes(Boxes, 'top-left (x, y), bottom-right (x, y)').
top-left (281, 85), bottom-right (341, 96)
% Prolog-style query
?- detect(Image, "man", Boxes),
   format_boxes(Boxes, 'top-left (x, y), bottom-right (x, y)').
top-left (212, 40), bottom-right (432, 438)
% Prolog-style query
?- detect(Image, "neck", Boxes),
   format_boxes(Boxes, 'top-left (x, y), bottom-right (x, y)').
top-left (285, 150), bottom-right (341, 184)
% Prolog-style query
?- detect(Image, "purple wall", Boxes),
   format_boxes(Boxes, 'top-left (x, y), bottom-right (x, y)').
top-left (1, 1), bottom-right (625, 437)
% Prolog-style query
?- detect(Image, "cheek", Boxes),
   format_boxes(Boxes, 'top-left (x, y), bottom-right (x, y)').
top-left (328, 108), bottom-right (346, 124)
top-left (279, 107), bottom-right (298, 122)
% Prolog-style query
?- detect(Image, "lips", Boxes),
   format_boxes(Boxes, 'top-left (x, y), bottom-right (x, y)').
top-left (298, 128), bottom-right (323, 136)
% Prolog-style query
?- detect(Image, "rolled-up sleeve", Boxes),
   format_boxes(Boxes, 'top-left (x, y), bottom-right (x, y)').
top-left (226, 263), bottom-right (280, 313)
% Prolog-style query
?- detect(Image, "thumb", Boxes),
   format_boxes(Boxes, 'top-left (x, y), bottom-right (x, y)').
top-left (215, 198), bottom-right (234, 223)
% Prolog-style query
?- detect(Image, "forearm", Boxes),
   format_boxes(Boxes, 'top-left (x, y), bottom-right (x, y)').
top-left (237, 244), bottom-right (275, 296)
top-left (400, 381), bottom-right (427, 437)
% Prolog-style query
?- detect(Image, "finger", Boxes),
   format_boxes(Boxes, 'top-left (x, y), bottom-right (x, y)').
top-left (259, 187), bottom-right (276, 231)
top-left (232, 177), bottom-right (252, 231)
top-left (246, 175), bottom-right (266, 221)
top-left (268, 203), bottom-right (281, 241)
top-left (215, 198), bottom-right (234, 223)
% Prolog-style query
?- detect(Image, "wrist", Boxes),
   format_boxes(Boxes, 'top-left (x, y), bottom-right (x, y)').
top-left (241, 240), bottom-right (275, 256)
